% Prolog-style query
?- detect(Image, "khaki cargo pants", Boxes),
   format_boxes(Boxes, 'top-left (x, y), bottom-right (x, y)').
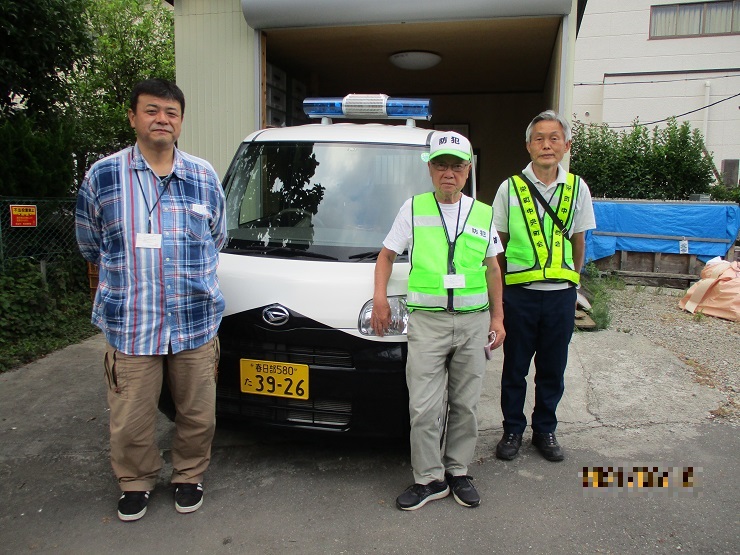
top-left (103, 338), bottom-right (219, 492)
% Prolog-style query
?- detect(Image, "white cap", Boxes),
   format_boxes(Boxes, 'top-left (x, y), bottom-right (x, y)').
top-left (429, 131), bottom-right (472, 161)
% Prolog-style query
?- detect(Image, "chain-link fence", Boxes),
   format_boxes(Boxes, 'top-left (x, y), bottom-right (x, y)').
top-left (0, 197), bottom-right (97, 371)
top-left (0, 197), bottom-right (80, 271)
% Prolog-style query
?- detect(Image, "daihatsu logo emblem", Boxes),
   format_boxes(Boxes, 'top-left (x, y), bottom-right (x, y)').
top-left (262, 305), bottom-right (290, 326)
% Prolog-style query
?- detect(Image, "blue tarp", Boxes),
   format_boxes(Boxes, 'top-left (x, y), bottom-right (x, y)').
top-left (586, 201), bottom-right (740, 263)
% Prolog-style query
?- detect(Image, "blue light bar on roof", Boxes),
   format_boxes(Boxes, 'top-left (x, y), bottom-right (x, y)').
top-left (386, 98), bottom-right (431, 119)
top-left (303, 94), bottom-right (431, 120)
top-left (303, 98), bottom-right (344, 117)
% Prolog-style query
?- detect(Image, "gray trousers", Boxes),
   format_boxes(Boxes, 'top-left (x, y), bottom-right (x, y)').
top-left (406, 309), bottom-right (489, 484)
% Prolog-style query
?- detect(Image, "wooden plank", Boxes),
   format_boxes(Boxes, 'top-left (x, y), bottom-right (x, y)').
top-left (620, 275), bottom-right (694, 288)
top-left (575, 310), bottom-right (597, 330)
top-left (612, 269), bottom-right (698, 280)
top-left (612, 269), bottom-right (698, 289)
top-left (688, 254), bottom-right (697, 275)
top-left (595, 250), bottom-right (704, 276)
top-left (659, 254), bottom-right (692, 274)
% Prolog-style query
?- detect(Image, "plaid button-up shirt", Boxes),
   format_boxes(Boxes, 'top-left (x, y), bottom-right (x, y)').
top-left (76, 144), bottom-right (226, 355)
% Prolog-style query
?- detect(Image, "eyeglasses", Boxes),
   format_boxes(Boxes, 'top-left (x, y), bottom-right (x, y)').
top-left (430, 161), bottom-right (470, 173)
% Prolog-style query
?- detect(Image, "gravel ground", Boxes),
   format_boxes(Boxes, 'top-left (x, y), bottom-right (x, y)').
top-left (606, 285), bottom-right (739, 424)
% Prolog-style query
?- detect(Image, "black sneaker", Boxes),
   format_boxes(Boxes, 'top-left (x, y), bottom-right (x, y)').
top-left (395, 479), bottom-right (449, 511)
top-left (495, 432), bottom-right (523, 460)
top-left (117, 491), bottom-right (150, 522)
top-left (532, 432), bottom-right (565, 462)
top-left (174, 483), bottom-right (204, 514)
top-left (445, 474), bottom-right (480, 508)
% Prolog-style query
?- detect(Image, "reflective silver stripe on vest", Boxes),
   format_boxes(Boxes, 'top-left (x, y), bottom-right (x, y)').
top-left (407, 291), bottom-right (448, 306)
top-left (453, 292), bottom-right (489, 308)
top-left (413, 215), bottom-right (442, 227)
top-left (408, 291), bottom-right (489, 309)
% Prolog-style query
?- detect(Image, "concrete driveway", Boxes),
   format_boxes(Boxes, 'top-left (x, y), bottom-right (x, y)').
top-left (0, 331), bottom-right (737, 554)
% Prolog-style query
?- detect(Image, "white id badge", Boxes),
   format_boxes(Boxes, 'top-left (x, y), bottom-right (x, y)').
top-left (191, 203), bottom-right (209, 215)
top-left (136, 233), bottom-right (162, 249)
top-left (443, 274), bottom-right (466, 289)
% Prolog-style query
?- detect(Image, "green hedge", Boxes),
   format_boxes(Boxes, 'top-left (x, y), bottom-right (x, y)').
top-left (570, 118), bottom-right (716, 200)
top-left (0, 255), bottom-right (98, 372)
top-left (0, 114), bottom-right (77, 197)
top-left (709, 183), bottom-right (740, 203)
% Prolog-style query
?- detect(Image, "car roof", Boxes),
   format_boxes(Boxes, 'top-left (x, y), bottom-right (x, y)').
top-left (242, 122), bottom-right (435, 146)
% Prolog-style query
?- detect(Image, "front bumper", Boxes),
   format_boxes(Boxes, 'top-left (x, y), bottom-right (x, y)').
top-left (215, 307), bottom-right (410, 437)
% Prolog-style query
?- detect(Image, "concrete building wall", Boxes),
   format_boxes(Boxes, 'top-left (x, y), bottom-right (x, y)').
top-left (174, 0), bottom-right (257, 178)
top-left (573, 0), bottom-right (740, 170)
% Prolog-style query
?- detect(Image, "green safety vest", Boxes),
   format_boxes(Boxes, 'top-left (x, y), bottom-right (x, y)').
top-left (407, 192), bottom-right (493, 312)
top-left (504, 174), bottom-right (581, 286)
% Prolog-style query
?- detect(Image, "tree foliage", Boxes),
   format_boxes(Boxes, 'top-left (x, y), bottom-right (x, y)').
top-left (0, 0), bottom-right (91, 196)
top-left (709, 183), bottom-right (740, 204)
top-left (1, 0), bottom-right (175, 196)
top-left (69, 0), bottom-right (175, 183)
top-left (570, 118), bottom-right (716, 200)
top-left (0, 0), bottom-right (91, 119)
top-left (0, 114), bottom-right (77, 197)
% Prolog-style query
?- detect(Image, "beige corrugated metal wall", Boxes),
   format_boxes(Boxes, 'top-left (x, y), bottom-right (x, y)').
top-left (174, 0), bottom-right (257, 179)
top-left (561, 0), bottom-right (578, 126)
top-left (542, 1), bottom-right (578, 170)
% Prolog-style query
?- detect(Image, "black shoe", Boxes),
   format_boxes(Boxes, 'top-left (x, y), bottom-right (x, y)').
top-left (395, 479), bottom-right (449, 511)
top-left (532, 432), bottom-right (565, 461)
top-left (445, 474), bottom-right (480, 508)
top-left (117, 491), bottom-right (150, 522)
top-left (495, 432), bottom-right (523, 460)
top-left (174, 483), bottom-right (204, 514)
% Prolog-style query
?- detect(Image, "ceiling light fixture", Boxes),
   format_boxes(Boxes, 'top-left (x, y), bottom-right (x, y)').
top-left (389, 51), bottom-right (442, 70)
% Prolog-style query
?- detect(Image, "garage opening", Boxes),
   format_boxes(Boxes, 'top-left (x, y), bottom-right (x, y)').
top-left (258, 17), bottom-right (565, 203)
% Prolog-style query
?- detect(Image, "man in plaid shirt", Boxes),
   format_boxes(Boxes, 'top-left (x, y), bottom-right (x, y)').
top-left (76, 79), bottom-right (226, 522)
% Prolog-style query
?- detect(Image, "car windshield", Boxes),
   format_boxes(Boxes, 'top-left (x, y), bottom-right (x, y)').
top-left (222, 141), bottom-right (432, 261)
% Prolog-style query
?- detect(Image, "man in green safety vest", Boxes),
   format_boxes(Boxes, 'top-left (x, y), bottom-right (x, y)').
top-left (492, 110), bottom-right (596, 463)
top-left (372, 131), bottom-right (505, 511)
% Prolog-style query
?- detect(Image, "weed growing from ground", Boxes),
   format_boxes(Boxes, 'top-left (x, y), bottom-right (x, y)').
top-left (580, 262), bottom-right (622, 330)
top-left (692, 310), bottom-right (706, 323)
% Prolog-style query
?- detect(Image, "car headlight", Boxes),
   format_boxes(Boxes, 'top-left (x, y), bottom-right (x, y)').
top-left (358, 296), bottom-right (408, 336)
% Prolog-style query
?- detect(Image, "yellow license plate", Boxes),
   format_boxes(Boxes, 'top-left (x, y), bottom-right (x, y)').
top-left (240, 359), bottom-right (309, 400)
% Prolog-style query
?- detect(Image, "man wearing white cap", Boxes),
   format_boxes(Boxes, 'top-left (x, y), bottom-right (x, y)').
top-left (372, 131), bottom-right (505, 510)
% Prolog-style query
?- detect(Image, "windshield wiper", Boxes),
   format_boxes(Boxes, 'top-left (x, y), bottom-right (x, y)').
top-left (348, 250), bottom-right (381, 261)
top-left (223, 244), bottom-right (338, 261)
top-left (348, 249), bottom-right (409, 262)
